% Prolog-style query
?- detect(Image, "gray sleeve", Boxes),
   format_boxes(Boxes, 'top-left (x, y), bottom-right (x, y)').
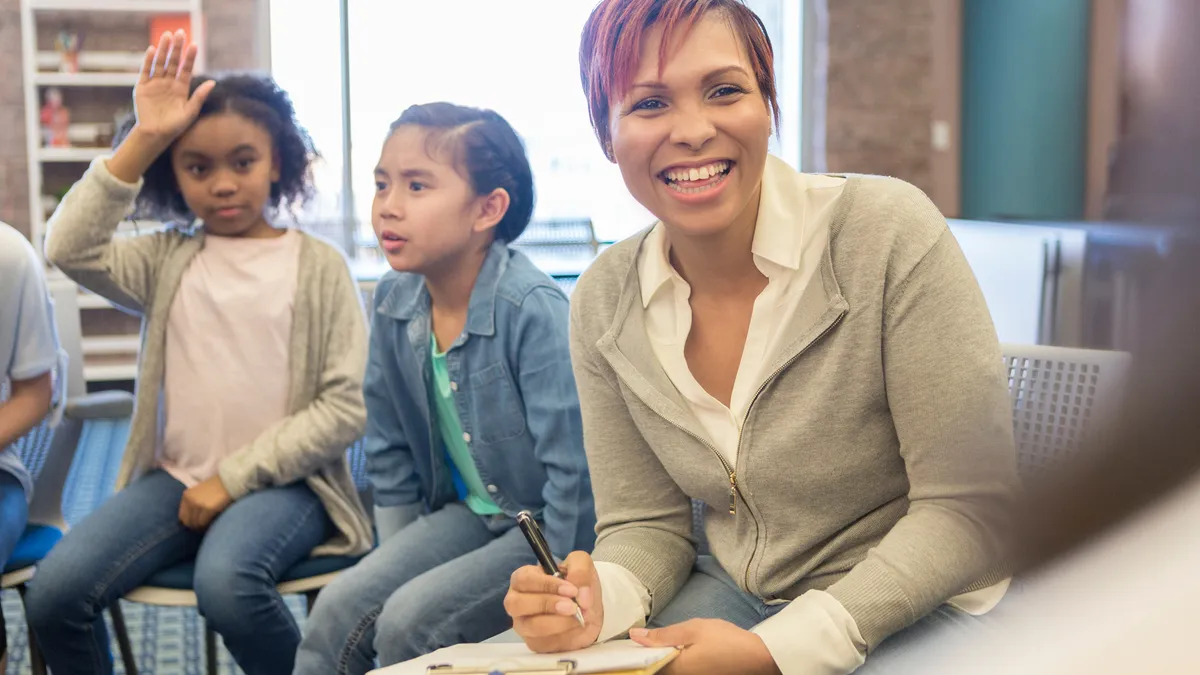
top-left (826, 224), bottom-right (1019, 651)
top-left (43, 157), bottom-right (170, 314)
top-left (8, 235), bottom-right (59, 381)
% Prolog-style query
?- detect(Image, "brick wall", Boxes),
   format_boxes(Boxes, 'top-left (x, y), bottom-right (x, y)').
top-left (203, 0), bottom-right (261, 73)
top-left (825, 0), bottom-right (935, 196)
top-left (0, 0), bottom-right (261, 241)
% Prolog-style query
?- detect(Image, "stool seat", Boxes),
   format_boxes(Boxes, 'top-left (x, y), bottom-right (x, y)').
top-left (141, 554), bottom-right (363, 590)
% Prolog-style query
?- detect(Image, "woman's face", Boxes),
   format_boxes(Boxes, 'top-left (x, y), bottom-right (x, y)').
top-left (608, 12), bottom-right (772, 237)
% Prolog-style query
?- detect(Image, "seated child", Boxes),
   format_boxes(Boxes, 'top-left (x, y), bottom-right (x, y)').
top-left (26, 31), bottom-right (371, 675)
top-left (294, 102), bottom-right (595, 674)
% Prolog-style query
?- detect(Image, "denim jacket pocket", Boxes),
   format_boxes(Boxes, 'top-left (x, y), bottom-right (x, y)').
top-left (469, 361), bottom-right (527, 444)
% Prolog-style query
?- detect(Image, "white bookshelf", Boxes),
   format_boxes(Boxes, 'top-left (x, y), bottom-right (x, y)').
top-left (83, 363), bottom-right (139, 383)
top-left (34, 72), bottom-right (141, 87)
top-left (81, 334), bottom-right (140, 356)
top-left (28, 0), bottom-right (193, 12)
top-left (21, 0), bottom-right (204, 385)
top-left (21, 0), bottom-right (205, 259)
top-left (37, 146), bottom-right (108, 162)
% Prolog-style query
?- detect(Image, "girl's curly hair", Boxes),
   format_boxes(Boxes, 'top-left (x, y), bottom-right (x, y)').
top-left (113, 73), bottom-right (317, 223)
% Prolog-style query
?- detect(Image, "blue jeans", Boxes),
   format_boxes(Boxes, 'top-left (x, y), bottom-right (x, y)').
top-left (25, 470), bottom-right (332, 675)
top-left (1, 471), bottom-right (30, 658)
top-left (651, 556), bottom-right (985, 674)
top-left (295, 502), bottom-right (536, 675)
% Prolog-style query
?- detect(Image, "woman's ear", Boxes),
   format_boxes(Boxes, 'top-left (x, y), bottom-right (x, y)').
top-left (474, 187), bottom-right (511, 234)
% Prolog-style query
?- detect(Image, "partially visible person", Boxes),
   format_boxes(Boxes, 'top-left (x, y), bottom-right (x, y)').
top-left (0, 221), bottom-right (61, 674)
top-left (294, 102), bottom-right (594, 674)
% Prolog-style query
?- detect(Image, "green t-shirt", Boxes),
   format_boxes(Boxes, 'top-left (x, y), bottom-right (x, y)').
top-left (431, 335), bottom-right (503, 515)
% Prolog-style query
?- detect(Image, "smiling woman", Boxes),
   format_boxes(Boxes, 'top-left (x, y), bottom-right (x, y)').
top-left (501, 2), bottom-right (1020, 675)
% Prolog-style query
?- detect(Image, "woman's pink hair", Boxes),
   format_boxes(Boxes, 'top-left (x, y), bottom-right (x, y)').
top-left (579, 0), bottom-right (780, 155)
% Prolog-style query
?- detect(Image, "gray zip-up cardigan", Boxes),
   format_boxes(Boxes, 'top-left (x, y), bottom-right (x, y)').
top-left (570, 174), bottom-right (1019, 651)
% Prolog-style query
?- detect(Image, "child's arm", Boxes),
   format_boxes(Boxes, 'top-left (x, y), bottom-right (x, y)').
top-left (216, 253), bottom-right (368, 500)
top-left (515, 287), bottom-right (593, 559)
top-left (0, 231), bottom-right (59, 448)
top-left (43, 153), bottom-right (172, 314)
top-left (362, 308), bottom-right (425, 541)
top-left (0, 373), bottom-right (52, 451)
top-left (44, 34), bottom-right (213, 314)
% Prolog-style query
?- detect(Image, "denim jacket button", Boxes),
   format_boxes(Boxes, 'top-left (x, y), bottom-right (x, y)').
top-left (486, 484), bottom-right (498, 494)
top-left (462, 432), bottom-right (471, 443)
top-left (450, 381), bottom-right (458, 392)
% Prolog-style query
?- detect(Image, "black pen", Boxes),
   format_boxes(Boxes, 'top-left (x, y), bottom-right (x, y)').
top-left (516, 510), bottom-right (586, 627)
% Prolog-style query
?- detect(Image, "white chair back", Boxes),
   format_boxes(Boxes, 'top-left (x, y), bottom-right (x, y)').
top-left (1001, 343), bottom-right (1132, 480)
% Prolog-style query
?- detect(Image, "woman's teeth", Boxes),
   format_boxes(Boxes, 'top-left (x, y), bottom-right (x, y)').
top-left (662, 160), bottom-right (732, 184)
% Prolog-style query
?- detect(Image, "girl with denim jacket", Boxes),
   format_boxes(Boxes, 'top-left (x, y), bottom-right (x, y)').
top-left (294, 102), bottom-right (595, 674)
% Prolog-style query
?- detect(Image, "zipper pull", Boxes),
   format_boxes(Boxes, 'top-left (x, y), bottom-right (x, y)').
top-left (728, 471), bottom-right (737, 515)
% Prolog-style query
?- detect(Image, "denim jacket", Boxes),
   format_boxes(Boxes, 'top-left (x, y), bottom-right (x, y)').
top-left (364, 241), bottom-right (595, 558)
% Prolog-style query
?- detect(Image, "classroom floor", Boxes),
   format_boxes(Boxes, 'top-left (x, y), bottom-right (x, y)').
top-left (1, 427), bottom-right (309, 675)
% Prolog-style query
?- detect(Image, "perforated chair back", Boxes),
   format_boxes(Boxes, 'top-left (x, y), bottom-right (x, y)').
top-left (1001, 343), bottom-right (1132, 481)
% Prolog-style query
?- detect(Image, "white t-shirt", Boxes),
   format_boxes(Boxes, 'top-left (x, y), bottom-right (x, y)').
top-left (0, 222), bottom-right (61, 497)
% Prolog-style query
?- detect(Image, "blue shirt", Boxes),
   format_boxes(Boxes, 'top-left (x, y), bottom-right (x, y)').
top-left (363, 240), bottom-right (595, 558)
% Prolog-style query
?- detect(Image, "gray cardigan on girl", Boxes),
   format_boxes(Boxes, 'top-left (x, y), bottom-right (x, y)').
top-left (570, 174), bottom-right (1019, 651)
top-left (44, 158), bottom-right (373, 557)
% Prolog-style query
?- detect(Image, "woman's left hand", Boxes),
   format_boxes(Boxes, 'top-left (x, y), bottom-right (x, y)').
top-left (630, 619), bottom-right (782, 675)
top-left (179, 476), bottom-right (234, 530)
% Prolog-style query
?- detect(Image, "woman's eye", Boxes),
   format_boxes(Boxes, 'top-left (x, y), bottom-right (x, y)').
top-left (632, 98), bottom-right (665, 112)
top-left (409, 181), bottom-right (426, 192)
top-left (375, 181), bottom-right (388, 192)
top-left (712, 85), bottom-right (746, 98)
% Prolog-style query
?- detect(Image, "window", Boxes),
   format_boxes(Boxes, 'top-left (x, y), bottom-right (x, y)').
top-left (271, 0), bottom-right (805, 256)
top-left (268, 0), bottom-right (350, 249)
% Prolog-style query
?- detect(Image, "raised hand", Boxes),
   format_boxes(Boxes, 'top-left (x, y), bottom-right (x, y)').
top-left (132, 30), bottom-right (215, 142)
top-left (107, 30), bottom-right (217, 183)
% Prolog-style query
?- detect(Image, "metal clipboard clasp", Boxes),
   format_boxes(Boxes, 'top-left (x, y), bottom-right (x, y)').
top-left (426, 659), bottom-right (578, 675)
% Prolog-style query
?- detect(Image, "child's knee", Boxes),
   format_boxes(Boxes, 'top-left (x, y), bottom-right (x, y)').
top-left (304, 568), bottom-right (376, 636)
top-left (23, 554), bottom-right (91, 630)
top-left (373, 590), bottom-right (436, 663)
top-left (193, 563), bottom-right (271, 633)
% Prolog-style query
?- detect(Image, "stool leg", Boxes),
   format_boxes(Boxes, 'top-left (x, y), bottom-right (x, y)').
top-left (205, 622), bottom-right (218, 675)
top-left (16, 584), bottom-right (47, 675)
top-left (109, 602), bottom-right (139, 675)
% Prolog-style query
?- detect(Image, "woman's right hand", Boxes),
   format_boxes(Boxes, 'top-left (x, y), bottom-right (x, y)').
top-left (132, 30), bottom-right (215, 143)
top-left (505, 551), bottom-right (604, 653)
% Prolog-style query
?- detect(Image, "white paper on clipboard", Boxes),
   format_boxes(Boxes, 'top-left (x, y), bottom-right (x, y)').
top-left (370, 639), bottom-right (676, 675)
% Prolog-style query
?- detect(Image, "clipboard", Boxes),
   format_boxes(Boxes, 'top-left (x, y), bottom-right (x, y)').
top-left (423, 647), bottom-right (678, 675)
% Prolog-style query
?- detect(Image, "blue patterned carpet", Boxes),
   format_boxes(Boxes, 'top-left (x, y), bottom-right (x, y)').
top-left (2, 424), bottom-right (310, 675)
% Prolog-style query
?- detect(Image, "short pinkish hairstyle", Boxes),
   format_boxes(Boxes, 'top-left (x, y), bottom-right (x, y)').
top-left (579, 0), bottom-right (780, 156)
